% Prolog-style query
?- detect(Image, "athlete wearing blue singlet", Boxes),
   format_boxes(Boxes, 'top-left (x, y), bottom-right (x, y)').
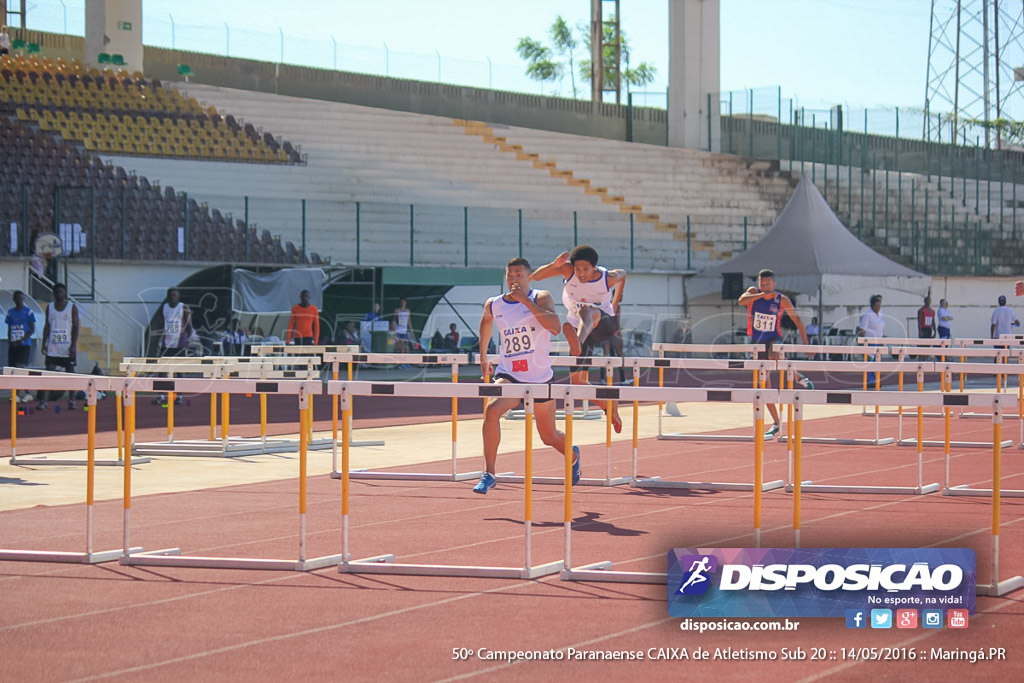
top-left (737, 269), bottom-right (812, 437)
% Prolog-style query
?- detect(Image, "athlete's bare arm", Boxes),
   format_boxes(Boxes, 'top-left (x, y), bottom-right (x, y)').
top-left (779, 296), bottom-right (810, 346)
top-left (608, 269), bottom-right (626, 313)
top-left (737, 286), bottom-right (770, 308)
top-left (529, 252), bottom-right (573, 282)
top-left (478, 298), bottom-right (494, 377)
top-left (508, 285), bottom-right (561, 334)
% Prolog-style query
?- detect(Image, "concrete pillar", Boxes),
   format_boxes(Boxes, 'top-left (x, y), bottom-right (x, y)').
top-left (668, 0), bottom-right (720, 151)
top-left (85, 0), bottom-right (142, 71)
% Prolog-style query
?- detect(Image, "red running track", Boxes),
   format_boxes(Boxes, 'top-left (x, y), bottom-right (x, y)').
top-left (2, 412), bottom-right (1024, 681)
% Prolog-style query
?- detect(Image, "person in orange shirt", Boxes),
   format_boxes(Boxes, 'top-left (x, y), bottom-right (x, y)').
top-left (286, 290), bottom-right (320, 345)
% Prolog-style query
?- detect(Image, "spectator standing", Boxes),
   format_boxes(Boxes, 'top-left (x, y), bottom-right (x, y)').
top-left (991, 295), bottom-right (1020, 339)
top-left (6, 290), bottom-right (35, 369)
top-left (286, 290), bottom-right (320, 345)
top-left (393, 298), bottom-right (416, 348)
top-left (0, 26), bottom-right (12, 57)
top-left (153, 287), bottom-right (192, 405)
top-left (857, 294), bottom-right (885, 339)
top-left (39, 283), bottom-right (79, 411)
top-left (444, 323), bottom-right (460, 351)
top-left (937, 299), bottom-right (953, 339)
top-left (917, 296), bottom-right (937, 338)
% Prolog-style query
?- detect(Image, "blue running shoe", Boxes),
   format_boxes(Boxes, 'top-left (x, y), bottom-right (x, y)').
top-left (572, 446), bottom-right (581, 485)
top-left (473, 472), bottom-right (496, 494)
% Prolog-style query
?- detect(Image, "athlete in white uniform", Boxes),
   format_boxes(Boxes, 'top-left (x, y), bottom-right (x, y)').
top-left (39, 282), bottom-right (79, 411)
top-left (530, 245), bottom-right (626, 432)
top-left (474, 257), bottom-right (580, 494)
top-left (153, 287), bottom-right (192, 405)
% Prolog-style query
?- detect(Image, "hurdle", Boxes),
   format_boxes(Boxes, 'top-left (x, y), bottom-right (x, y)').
top-left (120, 376), bottom-right (343, 571)
top-left (778, 387), bottom-right (942, 496)
top-left (889, 345), bottom-right (1009, 420)
top-left (252, 344), bottom-right (359, 357)
top-left (0, 372), bottom-right (146, 563)
top-left (950, 340), bottom-right (1024, 417)
top-left (581, 379), bottom-right (782, 492)
top-left (555, 384), bottom-right (774, 583)
top-left (500, 356), bottom-right (630, 487)
top-left (895, 360), bottom-right (1017, 450)
top-left (3, 367), bottom-right (150, 467)
top-left (122, 356), bottom-right (327, 457)
top-left (331, 380), bottom-right (564, 579)
top-left (322, 352), bottom-right (477, 481)
top-left (644, 356), bottom-right (775, 443)
top-left (652, 342), bottom-right (762, 424)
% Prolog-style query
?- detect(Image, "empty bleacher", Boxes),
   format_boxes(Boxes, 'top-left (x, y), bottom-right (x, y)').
top-left (0, 115), bottom-right (306, 264)
top-left (0, 53), bottom-right (299, 164)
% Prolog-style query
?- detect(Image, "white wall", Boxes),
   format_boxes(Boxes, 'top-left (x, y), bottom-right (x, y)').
top-left (85, 0), bottom-right (143, 70)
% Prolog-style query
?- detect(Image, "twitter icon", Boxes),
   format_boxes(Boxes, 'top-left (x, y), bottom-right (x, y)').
top-left (870, 609), bottom-right (893, 629)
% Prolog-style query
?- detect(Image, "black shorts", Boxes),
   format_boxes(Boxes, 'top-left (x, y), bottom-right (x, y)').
top-left (492, 372), bottom-right (552, 403)
top-left (162, 345), bottom-right (187, 357)
top-left (294, 337), bottom-right (314, 346)
top-left (580, 311), bottom-right (620, 356)
top-left (756, 337), bottom-right (780, 359)
top-left (45, 356), bottom-right (75, 372)
top-left (8, 344), bottom-right (30, 367)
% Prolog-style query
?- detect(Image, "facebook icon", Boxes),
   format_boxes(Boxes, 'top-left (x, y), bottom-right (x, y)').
top-left (845, 609), bottom-right (867, 629)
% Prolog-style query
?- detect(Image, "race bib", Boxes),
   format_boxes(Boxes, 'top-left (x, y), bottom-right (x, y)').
top-left (924, 315), bottom-right (933, 326)
top-left (502, 330), bottom-right (533, 356)
top-left (166, 319), bottom-right (181, 335)
top-left (752, 311), bottom-right (777, 333)
top-left (51, 330), bottom-right (70, 343)
top-left (10, 328), bottom-right (24, 342)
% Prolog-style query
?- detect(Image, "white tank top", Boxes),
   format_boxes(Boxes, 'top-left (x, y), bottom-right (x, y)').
top-left (163, 302), bottom-right (186, 348)
top-left (490, 291), bottom-right (552, 383)
top-left (561, 266), bottom-right (614, 322)
top-left (396, 308), bottom-right (410, 333)
top-left (46, 301), bottom-right (74, 357)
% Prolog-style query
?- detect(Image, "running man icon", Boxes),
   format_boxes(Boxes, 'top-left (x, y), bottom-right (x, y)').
top-left (677, 556), bottom-right (716, 595)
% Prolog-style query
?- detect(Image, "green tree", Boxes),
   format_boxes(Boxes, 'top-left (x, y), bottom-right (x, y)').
top-left (516, 36), bottom-right (561, 88)
top-left (515, 16), bottom-right (656, 100)
top-left (550, 16), bottom-right (579, 98)
top-left (579, 20), bottom-right (657, 99)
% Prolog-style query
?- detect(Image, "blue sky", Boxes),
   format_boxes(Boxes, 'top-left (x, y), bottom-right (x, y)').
top-left (24, 0), bottom-right (939, 109)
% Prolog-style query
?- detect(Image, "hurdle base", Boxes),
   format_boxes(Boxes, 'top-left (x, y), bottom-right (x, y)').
top-left (121, 548), bottom-right (343, 571)
top-left (977, 576), bottom-right (1024, 596)
top-left (8, 456), bottom-right (152, 466)
top-left (507, 409), bottom-right (603, 421)
top-left (898, 438), bottom-right (1012, 449)
top-left (561, 560), bottom-right (667, 584)
top-left (0, 547), bottom-right (144, 563)
top-left (795, 482), bottom-right (941, 495)
top-left (862, 410), bottom-right (945, 418)
top-left (348, 439), bottom-right (387, 448)
top-left (494, 474), bottom-right (631, 487)
top-left (333, 469), bottom-right (483, 482)
top-left (782, 436), bottom-right (895, 446)
top-left (784, 480), bottom-right (815, 493)
top-left (943, 485), bottom-right (1024, 498)
top-left (632, 477), bottom-right (785, 492)
top-left (340, 554), bottom-right (563, 579)
top-left (658, 433), bottom-right (753, 442)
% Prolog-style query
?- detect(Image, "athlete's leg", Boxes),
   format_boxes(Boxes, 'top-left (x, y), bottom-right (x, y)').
top-left (533, 399), bottom-right (565, 454)
top-left (763, 367), bottom-right (781, 426)
top-left (578, 312), bottom-right (623, 431)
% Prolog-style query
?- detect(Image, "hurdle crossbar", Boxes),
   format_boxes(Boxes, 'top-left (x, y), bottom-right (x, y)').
top-left (333, 380), bottom-right (563, 579)
top-left (120, 377), bottom-right (343, 571)
top-left (252, 344), bottom-right (359, 356)
top-left (322, 352), bottom-right (475, 481)
top-left (0, 374), bottom-right (145, 563)
top-left (506, 355), bottom-right (616, 421)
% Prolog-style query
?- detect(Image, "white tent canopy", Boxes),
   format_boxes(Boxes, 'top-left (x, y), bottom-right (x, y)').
top-left (687, 175), bottom-right (931, 302)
